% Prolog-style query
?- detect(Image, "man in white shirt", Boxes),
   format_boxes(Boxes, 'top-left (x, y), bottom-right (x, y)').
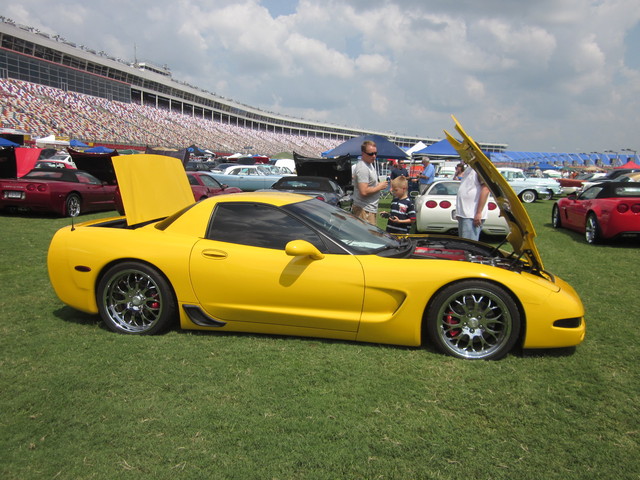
top-left (351, 141), bottom-right (389, 225)
top-left (456, 166), bottom-right (490, 240)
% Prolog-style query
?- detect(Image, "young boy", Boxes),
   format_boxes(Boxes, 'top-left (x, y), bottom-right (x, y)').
top-left (383, 176), bottom-right (416, 234)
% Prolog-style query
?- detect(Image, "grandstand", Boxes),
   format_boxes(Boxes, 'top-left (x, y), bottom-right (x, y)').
top-left (0, 17), bottom-right (509, 156)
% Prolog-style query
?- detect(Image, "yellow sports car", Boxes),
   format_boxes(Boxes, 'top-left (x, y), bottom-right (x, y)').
top-left (47, 119), bottom-right (586, 360)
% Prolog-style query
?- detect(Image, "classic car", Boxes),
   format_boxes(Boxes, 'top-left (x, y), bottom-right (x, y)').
top-left (257, 176), bottom-right (350, 207)
top-left (187, 171), bottom-right (242, 200)
top-left (557, 172), bottom-right (606, 195)
top-left (578, 168), bottom-right (640, 193)
top-left (497, 167), bottom-right (563, 203)
top-left (552, 182), bottom-right (640, 244)
top-left (46, 122), bottom-right (585, 361)
top-left (209, 164), bottom-right (284, 191)
top-left (414, 180), bottom-right (508, 236)
top-left (0, 167), bottom-right (116, 217)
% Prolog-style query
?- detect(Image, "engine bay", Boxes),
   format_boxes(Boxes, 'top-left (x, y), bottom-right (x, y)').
top-left (410, 237), bottom-right (533, 273)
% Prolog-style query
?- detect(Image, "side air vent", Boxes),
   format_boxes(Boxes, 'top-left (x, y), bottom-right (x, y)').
top-left (553, 317), bottom-right (582, 329)
top-left (183, 305), bottom-right (227, 327)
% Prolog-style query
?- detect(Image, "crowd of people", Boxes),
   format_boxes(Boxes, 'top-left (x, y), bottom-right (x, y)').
top-left (0, 78), bottom-right (341, 156)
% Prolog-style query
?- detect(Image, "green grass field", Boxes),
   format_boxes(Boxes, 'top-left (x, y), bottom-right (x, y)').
top-left (1, 202), bottom-right (639, 479)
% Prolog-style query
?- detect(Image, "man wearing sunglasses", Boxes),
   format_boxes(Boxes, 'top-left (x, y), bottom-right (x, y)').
top-left (351, 140), bottom-right (389, 225)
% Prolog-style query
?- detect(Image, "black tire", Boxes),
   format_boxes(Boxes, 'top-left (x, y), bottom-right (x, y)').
top-left (96, 262), bottom-right (177, 335)
top-left (519, 190), bottom-right (537, 204)
top-left (426, 280), bottom-right (521, 360)
top-left (65, 193), bottom-right (81, 217)
top-left (551, 204), bottom-right (562, 228)
top-left (540, 189), bottom-right (554, 201)
top-left (585, 213), bottom-right (602, 244)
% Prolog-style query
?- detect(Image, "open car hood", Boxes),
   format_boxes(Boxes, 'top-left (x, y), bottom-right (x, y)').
top-left (112, 154), bottom-right (194, 226)
top-left (444, 117), bottom-right (544, 272)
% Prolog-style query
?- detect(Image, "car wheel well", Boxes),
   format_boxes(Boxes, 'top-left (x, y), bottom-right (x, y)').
top-left (96, 258), bottom-right (178, 314)
top-left (421, 278), bottom-right (527, 350)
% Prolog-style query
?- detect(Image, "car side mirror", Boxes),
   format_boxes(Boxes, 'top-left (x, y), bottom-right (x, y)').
top-left (285, 240), bottom-right (325, 260)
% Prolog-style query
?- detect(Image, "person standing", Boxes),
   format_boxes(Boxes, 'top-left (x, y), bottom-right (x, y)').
top-left (351, 140), bottom-right (388, 225)
top-left (389, 161), bottom-right (408, 180)
top-left (453, 162), bottom-right (465, 180)
top-left (456, 165), bottom-right (490, 241)
top-left (384, 176), bottom-right (416, 234)
top-left (418, 158), bottom-right (435, 193)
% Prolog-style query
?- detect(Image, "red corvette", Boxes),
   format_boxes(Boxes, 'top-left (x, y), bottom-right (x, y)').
top-left (187, 171), bottom-right (242, 200)
top-left (0, 168), bottom-right (117, 217)
top-left (552, 182), bottom-right (640, 244)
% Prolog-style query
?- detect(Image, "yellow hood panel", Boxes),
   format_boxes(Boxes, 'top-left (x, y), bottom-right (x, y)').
top-left (112, 154), bottom-right (194, 225)
top-left (444, 116), bottom-right (544, 272)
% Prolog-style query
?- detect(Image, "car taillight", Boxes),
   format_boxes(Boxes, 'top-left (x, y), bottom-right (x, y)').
top-left (26, 184), bottom-right (36, 191)
top-left (632, 204), bottom-right (640, 214)
top-left (617, 204), bottom-right (629, 213)
top-left (425, 200), bottom-right (438, 208)
top-left (315, 195), bottom-right (326, 202)
top-left (37, 184), bottom-right (47, 192)
top-left (488, 202), bottom-right (498, 211)
top-left (439, 200), bottom-right (452, 209)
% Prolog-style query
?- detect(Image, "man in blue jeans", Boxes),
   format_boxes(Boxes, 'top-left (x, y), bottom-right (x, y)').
top-left (456, 166), bottom-right (490, 241)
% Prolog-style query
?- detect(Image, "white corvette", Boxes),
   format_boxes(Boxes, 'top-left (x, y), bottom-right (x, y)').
top-left (415, 180), bottom-right (508, 236)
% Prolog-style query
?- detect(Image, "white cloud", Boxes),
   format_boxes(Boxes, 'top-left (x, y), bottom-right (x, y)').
top-left (3, 0), bottom-right (640, 152)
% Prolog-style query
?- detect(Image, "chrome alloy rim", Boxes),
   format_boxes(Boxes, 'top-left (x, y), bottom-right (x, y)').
top-left (436, 288), bottom-right (513, 359)
top-left (67, 196), bottom-right (81, 217)
top-left (585, 216), bottom-right (597, 243)
top-left (102, 269), bottom-right (163, 332)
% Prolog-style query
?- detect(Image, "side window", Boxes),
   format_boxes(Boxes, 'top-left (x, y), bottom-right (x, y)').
top-left (579, 186), bottom-right (603, 200)
top-left (188, 175), bottom-right (198, 186)
top-left (201, 175), bottom-right (221, 188)
top-left (206, 203), bottom-right (327, 251)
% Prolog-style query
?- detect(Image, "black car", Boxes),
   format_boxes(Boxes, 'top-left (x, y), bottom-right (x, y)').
top-left (258, 176), bottom-right (351, 207)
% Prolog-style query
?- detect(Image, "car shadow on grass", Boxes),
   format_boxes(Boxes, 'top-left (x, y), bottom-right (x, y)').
top-left (53, 306), bottom-right (102, 328)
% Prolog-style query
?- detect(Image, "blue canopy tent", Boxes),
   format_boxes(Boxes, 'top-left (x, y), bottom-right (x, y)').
top-left (414, 139), bottom-right (458, 156)
top-left (323, 134), bottom-right (408, 159)
top-left (0, 137), bottom-right (20, 147)
top-left (85, 146), bottom-right (114, 154)
top-left (70, 139), bottom-right (89, 148)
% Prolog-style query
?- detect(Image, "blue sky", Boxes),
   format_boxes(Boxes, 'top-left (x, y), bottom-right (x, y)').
top-left (5, 0), bottom-right (640, 153)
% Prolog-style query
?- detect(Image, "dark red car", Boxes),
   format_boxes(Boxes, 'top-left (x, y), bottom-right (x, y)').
top-left (552, 182), bottom-right (640, 244)
top-left (187, 171), bottom-right (242, 200)
top-left (0, 168), bottom-right (116, 217)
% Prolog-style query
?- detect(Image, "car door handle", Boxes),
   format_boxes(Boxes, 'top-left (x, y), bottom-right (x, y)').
top-left (201, 249), bottom-right (228, 259)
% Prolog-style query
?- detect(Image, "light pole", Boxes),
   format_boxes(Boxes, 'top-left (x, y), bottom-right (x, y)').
top-left (622, 148), bottom-right (637, 162)
top-left (605, 150), bottom-right (620, 167)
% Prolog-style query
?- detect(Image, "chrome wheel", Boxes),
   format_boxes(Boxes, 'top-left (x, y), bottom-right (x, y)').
top-left (427, 281), bottom-right (520, 360)
top-left (540, 189), bottom-right (553, 201)
top-left (519, 190), bottom-right (537, 203)
top-left (65, 193), bottom-right (81, 217)
top-left (585, 213), bottom-right (601, 244)
top-left (551, 204), bottom-right (562, 228)
top-left (97, 262), bottom-right (176, 334)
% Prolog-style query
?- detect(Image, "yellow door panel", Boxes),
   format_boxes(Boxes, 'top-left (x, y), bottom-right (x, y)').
top-left (189, 239), bottom-right (364, 331)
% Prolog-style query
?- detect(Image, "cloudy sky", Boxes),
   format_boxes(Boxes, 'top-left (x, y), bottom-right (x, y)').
top-left (5, 0), bottom-right (640, 153)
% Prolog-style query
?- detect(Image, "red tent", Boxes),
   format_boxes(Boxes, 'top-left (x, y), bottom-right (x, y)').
top-left (615, 159), bottom-right (640, 169)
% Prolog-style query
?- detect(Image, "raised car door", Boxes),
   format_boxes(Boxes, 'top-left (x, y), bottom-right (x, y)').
top-left (188, 202), bottom-right (364, 332)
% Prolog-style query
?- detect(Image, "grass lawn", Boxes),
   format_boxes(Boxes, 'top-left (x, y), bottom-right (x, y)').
top-left (1, 202), bottom-right (638, 479)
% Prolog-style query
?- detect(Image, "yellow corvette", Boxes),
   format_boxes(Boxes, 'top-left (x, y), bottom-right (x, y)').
top-left (47, 119), bottom-right (585, 360)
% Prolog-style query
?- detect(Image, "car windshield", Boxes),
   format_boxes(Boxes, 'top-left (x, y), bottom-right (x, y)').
top-left (284, 199), bottom-right (403, 254)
